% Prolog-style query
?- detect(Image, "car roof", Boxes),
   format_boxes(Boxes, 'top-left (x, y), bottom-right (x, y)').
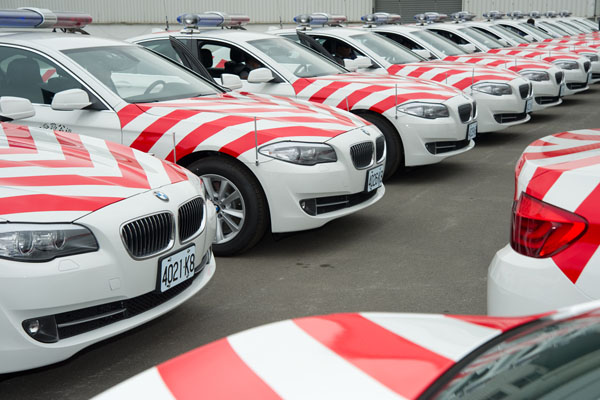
top-left (129, 28), bottom-right (277, 43)
top-left (0, 31), bottom-right (131, 51)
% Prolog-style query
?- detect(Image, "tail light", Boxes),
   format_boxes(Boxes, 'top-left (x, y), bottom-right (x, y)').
top-left (511, 193), bottom-right (588, 258)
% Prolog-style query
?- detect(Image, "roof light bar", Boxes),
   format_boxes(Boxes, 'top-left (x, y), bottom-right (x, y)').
top-left (414, 12), bottom-right (448, 24)
top-left (0, 8), bottom-right (91, 29)
top-left (294, 13), bottom-right (347, 27)
top-left (361, 12), bottom-right (402, 26)
top-left (176, 11), bottom-right (249, 29)
top-left (528, 11), bottom-right (541, 18)
top-left (545, 11), bottom-right (557, 18)
top-left (508, 11), bottom-right (524, 19)
top-left (483, 11), bottom-right (506, 20)
top-left (559, 10), bottom-right (572, 17)
top-left (450, 11), bottom-right (476, 22)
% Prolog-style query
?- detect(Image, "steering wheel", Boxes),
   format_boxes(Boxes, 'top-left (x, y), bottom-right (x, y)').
top-left (144, 80), bottom-right (166, 95)
top-left (293, 64), bottom-right (309, 76)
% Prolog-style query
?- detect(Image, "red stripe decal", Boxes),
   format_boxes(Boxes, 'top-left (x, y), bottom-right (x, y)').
top-left (0, 194), bottom-right (123, 215)
top-left (129, 109), bottom-right (201, 153)
top-left (369, 92), bottom-right (453, 114)
top-left (42, 68), bottom-right (56, 83)
top-left (335, 85), bottom-right (390, 110)
top-left (448, 314), bottom-right (546, 332)
top-left (294, 313), bottom-right (454, 399)
top-left (157, 338), bottom-right (281, 400)
top-left (309, 81), bottom-right (352, 103)
top-left (292, 78), bottom-right (314, 94)
top-left (117, 104), bottom-right (146, 129)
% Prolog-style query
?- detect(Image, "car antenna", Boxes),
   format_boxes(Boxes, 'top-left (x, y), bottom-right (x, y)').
top-left (254, 117), bottom-right (260, 166)
top-left (163, 0), bottom-right (169, 30)
top-left (279, 16), bottom-right (283, 29)
top-left (172, 132), bottom-right (177, 162)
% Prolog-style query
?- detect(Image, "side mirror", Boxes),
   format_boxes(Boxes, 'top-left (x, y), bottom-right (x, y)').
top-left (460, 43), bottom-right (478, 53)
top-left (247, 68), bottom-right (274, 83)
top-left (0, 97), bottom-right (35, 121)
top-left (412, 49), bottom-right (432, 59)
top-left (497, 38), bottom-right (510, 46)
top-left (344, 59), bottom-right (358, 71)
top-left (354, 56), bottom-right (373, 69)
top-left (221, 73), bottom-right (243, 90)
top-left (51, 89), bottom-right (91, 111)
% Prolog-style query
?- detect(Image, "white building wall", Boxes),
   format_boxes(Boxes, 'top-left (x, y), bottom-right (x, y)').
top-left (463, 0), bottom-right (597, 18)
top-left (1, 0), bottom-right (374, 24)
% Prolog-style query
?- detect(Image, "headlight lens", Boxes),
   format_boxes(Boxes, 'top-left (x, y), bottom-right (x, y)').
top-left (0, 224), bottom-right (98, 262)
top-left (553, 60), bottom-right (579, 70)
top-left (472, 82), bottom-right (512, 95)
top-left (397, 102), bottom-right (449, 119)
top-left (519, 70), bottom-right (550, 81)
top-left (582, 53), bottom-right (599, 62)
top-left (259, 141), bottom-right (337, 165)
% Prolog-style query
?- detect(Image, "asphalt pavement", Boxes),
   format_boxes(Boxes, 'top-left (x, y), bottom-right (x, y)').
top-left (1, 85), bottom-right (599, 399)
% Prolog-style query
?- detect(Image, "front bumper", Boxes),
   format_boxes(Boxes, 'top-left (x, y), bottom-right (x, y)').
top-left (249, 126), bottom-right (386, 233)
top-left (390, 95), bottom-right (476, 166)
top-left (0, 182), bottom-right (217, 373)
top-left (529, 68), bottom-right (564, 111)
top-left (487, 245), bottom-right (592, 317)
top-left (562, 66), bottom-right (591, 95)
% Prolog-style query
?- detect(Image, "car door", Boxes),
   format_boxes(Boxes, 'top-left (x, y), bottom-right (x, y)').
top-left (0, 45), bottom-right (122, 143)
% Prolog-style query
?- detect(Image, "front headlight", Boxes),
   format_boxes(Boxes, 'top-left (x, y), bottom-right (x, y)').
top-left (0, 224), bottom-right (98, 262)
top-left (259, 141), bottom-right (337, 165)
top-left (519, 70), bottom-right (550, 81)
top-left (582, 53), bottom-right (599, 62)
top-left (553, 60), bottom-right (579, 70)
top-left (397, 102), bottom-right (449, 119)
top-left (472, 82), bottom-right (512, 95)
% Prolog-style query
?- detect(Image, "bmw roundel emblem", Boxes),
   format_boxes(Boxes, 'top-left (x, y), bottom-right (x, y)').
top-left (361, 128), bottom-right (371, 136)
top-left (154, 191), bottom-right (169, 202)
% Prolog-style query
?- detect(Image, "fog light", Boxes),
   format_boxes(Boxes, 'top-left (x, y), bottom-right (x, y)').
top-left (22, 316), bottom-right (59, 343)
top-left (300, 199), bottom-right (317, 216)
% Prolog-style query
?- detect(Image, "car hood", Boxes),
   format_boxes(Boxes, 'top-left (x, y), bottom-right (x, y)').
top-left (117, 92), bottom-right (369, 159)
top-left (93, 312), bottom-right (539, 400)
top-left (443, 53), bottom-right (556, 72)
top-left (388, 61), bottom-right (520, 90)
top-left (0, 122), bottom-right (189, 222)
top-left (488, 47), bottom-right (583, 62)
top-left (515, 129), bottom-right (600, 284)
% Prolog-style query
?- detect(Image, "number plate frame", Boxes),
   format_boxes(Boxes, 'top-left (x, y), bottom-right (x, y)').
top-left (156, 244), bottom-right (196, 293)
top-left (366, 165), bottom-right (384, 192)
top-left (467, 122), bottom-right (477, 141)
top-left (525, 98), bottom-right (533, 113)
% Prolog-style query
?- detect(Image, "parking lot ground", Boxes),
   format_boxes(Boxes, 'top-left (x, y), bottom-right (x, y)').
top-left (1, 86), bottom-right (599, 399)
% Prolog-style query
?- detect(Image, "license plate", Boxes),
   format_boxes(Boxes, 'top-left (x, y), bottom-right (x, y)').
top-left (525, 98), bottom-right (533, 113)
top-left (559, 84), bottom-right (565, 97)
top-left (467, 122), bottom-right (477, 140)
top-left (588, 72), bottom-right (592, 83)
top-left (157, 245), bottom-right (196, 293)
top-left (366, 165), bottom-right (384, 192)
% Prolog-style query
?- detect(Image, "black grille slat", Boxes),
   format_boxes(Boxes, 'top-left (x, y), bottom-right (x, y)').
top-left (518, 84), bottom-right (529, 99)
top-left (122, 212), bottom-right (172, 258)
top-left (425, 139), bottom-right (470, 155)
top-left (458, 104), bottom-right (471, 123)
top-left (584, 61), bottom-right (591, 72)
top-left (179, 197), bottom-right (204, 242)
top-left (350, 142), bottom-right (374, 169)
top-left (472, 101), bottom-right (477, 118)
top-left (375, 136), bottom-right (385, 162)
top-left (314, 191), bottom-right (377, 215)
top-left (494, 112), bottom-right (528, 123)
top-left (535, 96), bottom-right (560, 105)
top-left (555, 71), bottom-right (564, 84)
top-left (567, 81), bottom-right (587, 90)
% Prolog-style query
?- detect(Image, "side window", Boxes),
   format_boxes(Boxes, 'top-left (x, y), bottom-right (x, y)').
top-left (378, 32), bottom-right (424, 50)
top-left (197, 42), bottom-right (264, 80)
top-left (309, 35), bottom-right (365, 65)
top-left (500, 24), bottom-right (526, 37)
top-left (0, 46), bottom-right (103, 108)
top-left (429, 29), bottom-right (469, 45)
top-left (139, 39), bottom-right (184, 63)
top-left (472, 27), bottom-right (501, 40)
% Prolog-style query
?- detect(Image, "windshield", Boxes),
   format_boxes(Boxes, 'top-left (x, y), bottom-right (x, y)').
top-left (248, 37), bottom-right (346, 78)
top-left (539, 21), bottom-right (572, 36)
top-left (488, 25), bottom-right (529, 43)
top-left (458, 27), bottom-right (504, 49)
top-left (412, 29), bottom-right (466, 56)
top-left (517, 22), bottom-right (557, 39)
top-left (63, 45), bottom-right (220, 103)
top-left (432, 313), bottom-right (600, 400)
top-left (349, 33), bottom-right (423, 65)
top-left (559, 20), bottom-right (592, 33)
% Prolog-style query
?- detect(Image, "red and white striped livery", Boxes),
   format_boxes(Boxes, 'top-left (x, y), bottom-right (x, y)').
top-left (0, 119), bottom-right (216, 373)
top-left (95, 301), bottom-right (600, 399)
top-left (489, 129), bottom-right (600, 316)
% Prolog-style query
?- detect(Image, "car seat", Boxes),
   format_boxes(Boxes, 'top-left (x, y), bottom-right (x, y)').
top-left (4, 58), bottom-right (44, 103)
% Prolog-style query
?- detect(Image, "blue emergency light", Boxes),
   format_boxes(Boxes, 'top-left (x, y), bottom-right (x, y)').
top-left (450, 11), bottom-right (476, 22)
top-left (361, 13), bottom-right (402, 26)
top-left (176, 12), bottom-right (249, 29)
top-left (294, 13), bottom-right (347, 27)
top-left (545, 11), bottom-right (557, 18)
top-left (559, 10), bottom-right (572, 17)
top-left (483, 11), bottom-right (506, 20)
top-left (0, 8), bottom-right (91, 29)
top-left (414, 12), bottom-right (448, 24)
top-left (508, 11), bottom-right (524, 19)
top-left (528, 11), bottom-right (541, 18)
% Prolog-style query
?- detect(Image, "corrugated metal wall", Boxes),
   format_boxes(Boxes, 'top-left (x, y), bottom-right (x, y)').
top-left (2, 0), bottom-right (374, 24)
top-left (375, 0), bottom-right (462, 23)
top-left (463, 0), bottom-right (597, 18)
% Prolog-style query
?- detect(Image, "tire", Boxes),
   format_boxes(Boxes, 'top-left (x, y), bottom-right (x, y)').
top-left (186, 156), bottom-right (268, 256)
top-left (357, 112), bottom-right (404, 180)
